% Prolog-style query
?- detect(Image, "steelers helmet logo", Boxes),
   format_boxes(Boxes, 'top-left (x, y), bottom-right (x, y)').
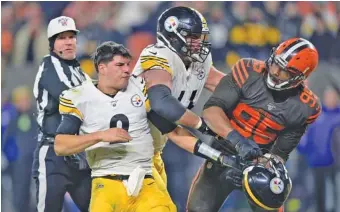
top-left (164, 16), bottom-right (179, 32)
top-left (131, 94), bottom-right (143, 107)
top-left (269, 177), bottom-right (284, 194)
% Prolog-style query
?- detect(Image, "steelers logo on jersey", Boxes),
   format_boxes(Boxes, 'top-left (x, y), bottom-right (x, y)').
top-left (131, 94), bottom-right (143, 107)
top-left (164, 16), bottom-right (179, 32)
top-left (194, 66), bottom-right (206, 80)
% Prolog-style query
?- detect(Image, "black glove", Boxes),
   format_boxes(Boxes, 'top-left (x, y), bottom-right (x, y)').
top-left (197, 118), bottom-right (217, 136)
top-left (218, 154), bottom-right (244, 169)
top-left (218, 154), bottom-right (246, 188)
top-left (226, 130), bottom-right (263, 161)
top-left (224, 168), bottom-right (243, 188)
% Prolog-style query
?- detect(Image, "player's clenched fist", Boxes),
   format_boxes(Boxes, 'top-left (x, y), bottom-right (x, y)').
top-left (99, 128), bottom-right (132, 143)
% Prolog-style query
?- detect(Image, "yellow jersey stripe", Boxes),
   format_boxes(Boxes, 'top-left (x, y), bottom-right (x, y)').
top-left (145, 98), bottom-right (151, 112)
top-left (59, 101), bottom-right (76, 108)
top-left (140, 55), bottom-right (168, 63)
top-left (141, 60), bottom-right (173, 76)
top-left (243, 172), bottom-right (278, 211)
top-left (140, 58), bottom-right (171, 68)
top-left (59, 97), bottom-right (73, 104)
top-left (60, 99), bottom-right (74, 107)
top-left (59, 104), bottom-right (83, 120)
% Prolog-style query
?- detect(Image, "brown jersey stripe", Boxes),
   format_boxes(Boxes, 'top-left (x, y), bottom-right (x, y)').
top-left (232, 65), bottom-right (242, 88)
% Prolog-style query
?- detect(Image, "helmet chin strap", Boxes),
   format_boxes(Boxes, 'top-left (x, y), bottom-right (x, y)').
top-left (266, 72), bottom-right (305, 91)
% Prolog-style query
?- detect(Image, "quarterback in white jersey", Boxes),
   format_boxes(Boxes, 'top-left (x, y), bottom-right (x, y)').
top-left (54, 41), bottom-right (175, 212)
top-left (58, 77), bottom-right (153, 177)
top-left (132, 6), bottom-right (225, 192)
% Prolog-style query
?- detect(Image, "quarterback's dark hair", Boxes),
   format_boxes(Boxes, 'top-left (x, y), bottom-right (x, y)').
top-left (92, 41), bottom-right (132, 72)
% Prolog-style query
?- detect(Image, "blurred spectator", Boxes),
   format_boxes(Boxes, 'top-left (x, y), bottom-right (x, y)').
top-left (12, 2), bottom-right (49, 66)
top-left (263, 1), bottom-right (281, 26)
top-left (329, 28), bottom-right (340, 65)
top-left (278, 2), bottom-right (302, 41)
top-left (3, 86), bottom-right (37, 212)
top-left (309, 12), bottom-right (336, 61)
top-left (1, 91), bottom-right (18, 164)
top-left (1, 4), bottom-right (15, 67)
top-left (126, 31), bottom-right (155, 69)
top-left (114, 2), bottom-right (160, 34)
top-left (298, 87), bottom-right (340, 212)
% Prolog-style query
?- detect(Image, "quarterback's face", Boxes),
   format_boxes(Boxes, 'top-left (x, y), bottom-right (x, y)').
top-left (53, 31), bottom-right (77, 60)
top-left (106, 55), bottom-right (131, 90)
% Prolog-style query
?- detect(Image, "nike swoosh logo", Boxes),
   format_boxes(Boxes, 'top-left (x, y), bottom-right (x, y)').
top-left (149, 51), bottom-right (157, 55)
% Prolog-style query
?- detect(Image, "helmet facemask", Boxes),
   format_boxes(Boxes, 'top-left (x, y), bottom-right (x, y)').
top-left (266, 50), bottom-right (306, 91)
top-left (181, 31), bottom-right (211, 63)
top-left (158, 27), bottom-right (211, 63)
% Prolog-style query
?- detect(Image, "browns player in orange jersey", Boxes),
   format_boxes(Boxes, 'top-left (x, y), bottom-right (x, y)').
top-left (187, 38), bottom-right (321, 212)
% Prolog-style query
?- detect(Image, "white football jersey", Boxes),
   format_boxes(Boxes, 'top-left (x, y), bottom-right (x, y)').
top-left (59, 76), bottom-right (153, 177)
top-left (132, 41), bottom-right (212, 151)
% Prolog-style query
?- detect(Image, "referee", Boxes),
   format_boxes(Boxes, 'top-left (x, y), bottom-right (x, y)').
top-left (32, 16), bottom-right (91, 212)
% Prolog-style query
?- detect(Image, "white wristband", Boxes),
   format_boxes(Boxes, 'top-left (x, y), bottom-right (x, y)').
top-left (195, 117), bottom-right (202, 129)
top-left (198, 142), bottom-right (222, 161)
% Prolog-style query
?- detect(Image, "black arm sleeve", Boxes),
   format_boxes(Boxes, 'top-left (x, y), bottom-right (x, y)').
top-left (270, 125), bottom-right (307, 161)
top-left (56, 114), bottom-right (82, 135)
top-left (147, 110), bottom-right (177, 134)
top-left (40, 59), bottom-right (70, 99)
top-left (147, 84), bottom-right (187, 122)
top-left (203, 74), bottom-right (241, 112)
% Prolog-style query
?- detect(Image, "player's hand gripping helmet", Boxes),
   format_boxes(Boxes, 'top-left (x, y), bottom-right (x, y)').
top-left (157, 6), bottom-right (211, 63)
top-left (266, 38), bottom-right (319, 91)
top-left (242, 155), bottom-right (292, 210)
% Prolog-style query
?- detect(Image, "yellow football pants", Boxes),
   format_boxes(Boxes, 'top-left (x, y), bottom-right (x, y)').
top-left (152, 151), bottom-right (168, 192)
top-left (90, 177), bottom-right (176, 212)
top-left (152, 152), bottom-right (178, 212)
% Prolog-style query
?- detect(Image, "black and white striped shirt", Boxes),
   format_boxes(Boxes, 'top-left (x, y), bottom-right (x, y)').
top-left (33, 52), bottom-right (90, 138)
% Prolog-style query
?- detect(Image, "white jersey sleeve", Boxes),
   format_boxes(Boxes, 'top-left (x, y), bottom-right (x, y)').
top-left (59, 84), bottom-right (87, 121)
top-left (133, 43), bottom-right (175, 78)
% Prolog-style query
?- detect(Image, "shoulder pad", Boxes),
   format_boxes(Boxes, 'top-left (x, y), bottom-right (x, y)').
top-left (299, 87), bottom-right (321, 124)
top-left (133, 44), bottom-right (174, 77)
top-left (231, 58), bottom-right (266, 88)
top-left (59, 84), bottom-right (86, 120)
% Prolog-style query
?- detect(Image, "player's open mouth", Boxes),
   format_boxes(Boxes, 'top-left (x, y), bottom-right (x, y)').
top-left (269, 74), bottom-right (282, 84)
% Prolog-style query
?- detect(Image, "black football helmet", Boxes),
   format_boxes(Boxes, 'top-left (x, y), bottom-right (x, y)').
top-left (242, 157), bottom-right (292, 210)
top-left (157, 6), bottom-right (211, 63)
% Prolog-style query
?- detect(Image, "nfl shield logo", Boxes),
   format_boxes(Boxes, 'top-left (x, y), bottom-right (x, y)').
top-left (58, 18), bottom-right (69, 26)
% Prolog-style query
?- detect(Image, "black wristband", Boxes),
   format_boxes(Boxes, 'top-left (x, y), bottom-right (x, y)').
top-left (197, 118), bottom-right (217, 136)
